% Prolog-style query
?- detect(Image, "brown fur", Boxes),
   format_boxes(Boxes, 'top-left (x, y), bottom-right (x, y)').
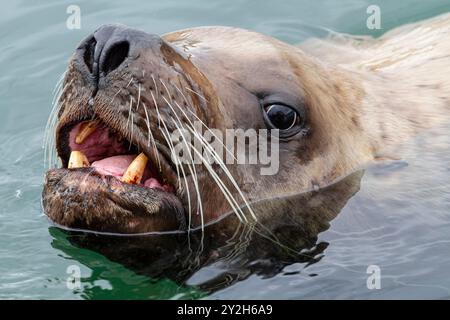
top-left (43, 14), bottom-right (450, 233)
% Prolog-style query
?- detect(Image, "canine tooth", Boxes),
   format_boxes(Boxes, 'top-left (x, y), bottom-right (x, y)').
top-left (75, 121), bottom-right (98, 144)
top-left (122, 153), bottom-right (148, 185)
top-left (68, 151), bottom-right (90, 168)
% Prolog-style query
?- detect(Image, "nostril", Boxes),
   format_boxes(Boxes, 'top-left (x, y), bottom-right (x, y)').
top-left (83, 37), bottom-right (97, 74)
top-left (101, 41), bottom-right (129, 76)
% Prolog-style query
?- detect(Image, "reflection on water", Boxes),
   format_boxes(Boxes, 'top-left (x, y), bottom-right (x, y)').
top-left (49, 228), bottom-right (205, 299)
top-left (53, 170), bottom-right (362, 296)
top-left (1, 0), bottom-right (450, 299)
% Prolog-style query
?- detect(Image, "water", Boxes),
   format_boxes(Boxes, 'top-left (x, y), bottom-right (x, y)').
top-left (1, 0), bottom-right (450, 299)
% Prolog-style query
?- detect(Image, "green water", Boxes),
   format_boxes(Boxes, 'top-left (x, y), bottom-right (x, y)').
top-left (1, 0), bottom-right (450, 299)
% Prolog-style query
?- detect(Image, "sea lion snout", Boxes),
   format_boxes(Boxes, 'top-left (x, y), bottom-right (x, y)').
top-left (74, 24), bottom-right (165, 90)
top-left (45, 24), bottom-right (216, 234)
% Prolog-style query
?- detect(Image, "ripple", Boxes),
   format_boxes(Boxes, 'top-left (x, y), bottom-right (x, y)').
top-left (2, 0), bottom-right (450, 300)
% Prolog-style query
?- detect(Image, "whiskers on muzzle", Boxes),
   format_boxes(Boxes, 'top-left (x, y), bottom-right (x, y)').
top-left (43, 71), bottom-right (258, 235)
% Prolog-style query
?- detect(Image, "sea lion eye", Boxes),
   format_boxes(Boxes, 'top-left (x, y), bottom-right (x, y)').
top-left (260, 96), bottom-right (308, 139)
top-left (264, 104), bottom-right (298, 130)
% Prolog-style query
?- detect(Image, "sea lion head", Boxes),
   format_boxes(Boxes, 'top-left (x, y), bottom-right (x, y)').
top-left (43, 24), bottom-right (370, 234)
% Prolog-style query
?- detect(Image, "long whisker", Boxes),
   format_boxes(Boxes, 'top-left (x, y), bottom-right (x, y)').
top-left (129, 112), bottom-right (134, 151)
top-left (173, 84), bottom-right (237, 162)
top-left (51, 71), bottom-right (66, 97)
top-left (170, 97), bottom-right (256, 221)
top-left (125, 77), bottom-right (134, 88)
top-left (136, 83), bottom-right (141, 112)
top-left (185, 87), bottom-right (207, 102)
top-left (204, 135), bottom-right (257, 220)
top-left (160, 79), bottom-right (174, 103)
top-left (150, 76), bottom-right (161, 126)
top-left (151, 89), bottom-right (174, 172)
top-left (142, 102), bottom-right (161, 171)
top-left (184, 124), bottom-right (247, 222)
top-left (152, 79), bottom-right (199, 234)
top-left (163, 98), bottom-right (204, 231)
top-left (167, 116), bottom-right (200, 235)
top-left (166, 95), bottom-right (243, 228)
top-left (165, 115), bottom-right (251, 254)
top-left (161, 92), bottom-right (203, 203)
top-left (151, 90), bottom-right (185, 202)
top-left (44, 77), bottom-right (73, 169)
top-left (128, 81), bottom-right (161, 170)
top-left (172, 84), bottom-right (256, 221)
top-left (183, 129), bottom-right (247, 223)
top-left (126, 96), bottom-right (134, 150)
top-left (157, 114), bottom-right (193, 228)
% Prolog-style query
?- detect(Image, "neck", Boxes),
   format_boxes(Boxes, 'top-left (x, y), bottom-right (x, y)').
top-left (345, 14), bottom-right (450, 157)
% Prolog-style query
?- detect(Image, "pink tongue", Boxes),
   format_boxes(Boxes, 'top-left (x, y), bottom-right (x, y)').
top-left (91, 155), bottom-right (163, 189)
top-left (70, 122), bottom-right (168, 191)
top-left (92, 155), bottom-right (136, 179)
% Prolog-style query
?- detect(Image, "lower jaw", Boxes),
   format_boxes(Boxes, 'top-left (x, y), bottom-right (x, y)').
top-left (42, 167), bottom-right (186, 234)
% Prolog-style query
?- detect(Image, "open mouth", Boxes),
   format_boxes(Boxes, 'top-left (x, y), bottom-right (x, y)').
top-left (43, 117), bottom-right (187, 234)
top-left (67, 120), bottom-right (174, 192)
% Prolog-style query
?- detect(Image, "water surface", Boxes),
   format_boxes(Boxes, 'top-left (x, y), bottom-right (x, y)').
top-left (1, 0), bottom-right (450, 299)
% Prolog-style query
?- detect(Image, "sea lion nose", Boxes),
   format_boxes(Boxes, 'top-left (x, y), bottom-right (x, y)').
top-left (76, 24), bottom-right (162, 87)
top-left (80, 24), bottom-right (130, 82)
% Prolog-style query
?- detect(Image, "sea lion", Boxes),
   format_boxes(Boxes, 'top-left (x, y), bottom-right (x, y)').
top-left (43, 13), bottom-right (450, 236)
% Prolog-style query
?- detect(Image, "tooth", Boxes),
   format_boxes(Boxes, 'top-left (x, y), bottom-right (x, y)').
top-left (122, 153), bottom-right (148, 184)
top-left (68, 151), bottom-right (90, 168)
top-left (75, 121), bottom-right (98, 144)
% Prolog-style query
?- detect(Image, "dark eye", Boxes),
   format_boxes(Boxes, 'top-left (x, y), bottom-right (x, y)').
top-left (264, 104), bottom-right (300, 130)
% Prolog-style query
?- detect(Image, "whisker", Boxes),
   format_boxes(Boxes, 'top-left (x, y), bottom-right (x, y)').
top-left (197, 132), bottom-right (257, 221)
top-left (166, 109), bottom-right (204, 231)
top-left (173, 97), bottom-right (238, 162)
top-left (168, 82), bottom-right (255, 222)
top-left (157, 116), bottom-right (193, 228)
top-left (151, 74), bottom-right (159, 97)
top-left (170, 96), bottom-right (255, 222)
top-left (150, 90), bottom-right (162, 127)
top-left (151, 91), bottom-right (182, 189)
top-left (125, 77), bottom-right (134, 88)
top-left (44, 77), bottom-right (74, 169)
top-left (142, 102), bottom-right (161, 171)
top-left (136, 83), bottom-right (141, 111)
top-left (161, 92), bottom-right (204, 221)
top-left (185, 87), bottom-right (207, 102)
top-left (126, 96), bottom-right (133, 150)
top-left (160, 79), bottom-right (174, 103)
top-left (167, 116), bottom-right (198, 234)
top-left (173, 83), bottom-right (237, 162)
top-left (129, 111), bottom-right (134, 151)
top-left (183, 130), bottom-right (247, 223)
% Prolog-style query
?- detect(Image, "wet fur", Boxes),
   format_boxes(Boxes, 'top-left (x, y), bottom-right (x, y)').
top-left (44, 14), bottom-right (450, 232)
